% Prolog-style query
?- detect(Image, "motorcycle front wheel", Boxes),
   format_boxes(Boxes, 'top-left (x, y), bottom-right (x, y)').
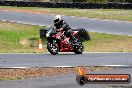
top-left (47, 40), bottom-right (59, 55)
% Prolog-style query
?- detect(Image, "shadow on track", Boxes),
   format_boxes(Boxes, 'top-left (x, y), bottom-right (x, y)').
top-left (46, 52), bottom-right (85, 56)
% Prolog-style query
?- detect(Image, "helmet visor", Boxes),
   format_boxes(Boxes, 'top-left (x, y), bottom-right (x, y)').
top-left (54, 18), bottom-right (59, 23)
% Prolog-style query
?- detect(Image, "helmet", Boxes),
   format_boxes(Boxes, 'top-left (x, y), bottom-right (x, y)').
top-left (54, 15), bottom-right (61, 23)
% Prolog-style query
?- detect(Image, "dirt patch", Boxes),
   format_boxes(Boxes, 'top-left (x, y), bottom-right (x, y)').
top-left (19, 38), bottom-right (30, 46)
top-left (0, 68), bottom-right (75, 80)
top-left (0, 8), bottom-right (49, 14)
top-left (0, 67), bottom-right (113, 80)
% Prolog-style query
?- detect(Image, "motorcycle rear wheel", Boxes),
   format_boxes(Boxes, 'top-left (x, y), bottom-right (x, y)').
top-left (47, 40), bottom-right (59, 55)
top-left (74, 42), bottom-right (84, 54)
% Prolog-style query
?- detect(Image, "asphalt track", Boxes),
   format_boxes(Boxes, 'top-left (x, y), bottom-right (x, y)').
top-left (0, 10), bottom-right (132, 88)
top-left (0, 10), bottom-right (132, 35)
top-left (0, 53), bottom-right (132, 68)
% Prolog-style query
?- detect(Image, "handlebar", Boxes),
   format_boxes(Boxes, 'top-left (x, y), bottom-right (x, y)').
top-left (56, 28), bottom-right (63, 32)
top-left (56, 29), bottom-right (64, 37)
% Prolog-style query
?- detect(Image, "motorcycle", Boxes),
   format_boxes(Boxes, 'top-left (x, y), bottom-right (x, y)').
top-left (46, 26), bottom-right (84, 55)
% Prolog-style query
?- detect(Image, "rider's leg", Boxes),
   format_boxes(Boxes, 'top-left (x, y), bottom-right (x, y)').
top-left (66, 29), bottom-right (77, 43)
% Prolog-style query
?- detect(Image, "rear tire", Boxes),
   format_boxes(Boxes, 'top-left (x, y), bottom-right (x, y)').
top-left (47, 40), bottom-right (59, 55)
top-left (74, 41), bottom-right (84, 54)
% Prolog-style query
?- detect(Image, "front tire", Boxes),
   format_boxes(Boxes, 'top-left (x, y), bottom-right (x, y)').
top-left (47, 40), bottom-right (59, 55)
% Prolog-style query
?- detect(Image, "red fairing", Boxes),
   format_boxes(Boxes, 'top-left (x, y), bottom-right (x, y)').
top-left (60, 37), bottom-right (73, 52)
top-left (51, 30), bottom-right (74, 52)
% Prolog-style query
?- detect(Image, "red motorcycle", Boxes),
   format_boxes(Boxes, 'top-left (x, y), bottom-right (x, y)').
top-left (46, 26), bottom-right (84, 55)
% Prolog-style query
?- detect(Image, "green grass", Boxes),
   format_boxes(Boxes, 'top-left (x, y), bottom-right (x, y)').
top-left (0, 6), bottom-right (132, 21)
top-left (84, 32), bottom-right (132, 52)
top-left (0, 21), bottom-right (46, 53)
top-left (0, 21), bottom-right (132, 53)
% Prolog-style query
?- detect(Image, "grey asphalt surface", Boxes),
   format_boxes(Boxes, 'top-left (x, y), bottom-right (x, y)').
top-left (0, 10), bottom-right (132, 35)
top-left (0, 10), bottom-right (132, 88)
top-left (0, 68), bottom-right (131, 88)
top-left (0, 53), bottom-right (132, 67)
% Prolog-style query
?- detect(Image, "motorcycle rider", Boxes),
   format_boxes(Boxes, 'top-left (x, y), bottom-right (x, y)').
top-left (54, 15), bottom-right (77, 45)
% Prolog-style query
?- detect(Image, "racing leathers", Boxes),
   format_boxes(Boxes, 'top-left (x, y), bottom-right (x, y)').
top-left (54, 19), bottom-right (77, 44)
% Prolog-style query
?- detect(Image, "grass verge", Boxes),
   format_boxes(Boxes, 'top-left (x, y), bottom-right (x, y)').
top-left (0, 6), bottom-right (132, 21)
top-left (84, 32), bottom-right (132, 52)
top-left (0, 21), bottom-right (132, 53)
top-left (0, 21), bottom-right (47, 53)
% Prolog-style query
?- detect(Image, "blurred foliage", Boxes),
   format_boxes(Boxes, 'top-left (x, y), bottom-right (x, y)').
top-left (11, 0), bottom-right (132, 3)
top-left (49, 0), bottom-right (132, 3)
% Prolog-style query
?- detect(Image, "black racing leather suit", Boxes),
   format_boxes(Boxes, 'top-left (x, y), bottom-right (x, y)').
top-left (54, 19), bottom-right (76, 41)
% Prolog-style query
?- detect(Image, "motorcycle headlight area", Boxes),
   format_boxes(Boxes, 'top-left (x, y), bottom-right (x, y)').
top-left (46, 30), bottom-right (51, 37)
top-left (46, 33), bottom-right (50, 37)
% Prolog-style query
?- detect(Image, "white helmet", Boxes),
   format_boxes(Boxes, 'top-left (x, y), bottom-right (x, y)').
top-left (54, 15), bottom-right (61, 23)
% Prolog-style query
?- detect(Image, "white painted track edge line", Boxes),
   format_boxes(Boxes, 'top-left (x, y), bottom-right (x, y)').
top-left (0, 65), bottom-right (132, 69)
top-left (0, 66), bottom-right (75, 69)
